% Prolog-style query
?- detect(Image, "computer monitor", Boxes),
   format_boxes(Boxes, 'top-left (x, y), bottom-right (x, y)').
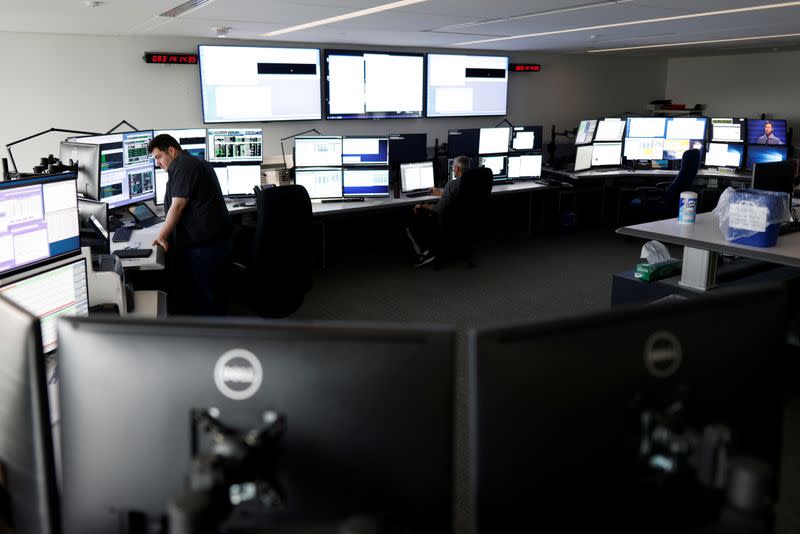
top-left (747, 119), bottom-right (787, 146)
top-left (199, 45), bottom-right (322, 123)
top-left (0, 173), bottom-right (80, 279)
top-left (154, 128), bottom-right (208, 160)
top-left (69, 131), bottom-right (156, 209)
top-left (710, 118), bottom-right (746, 143)
top-left (325, 50), bottom-right (424, 120)
top-left (471, 287), bottom-right (787, 532)
top-left (447, 129), bottom-right (480, 158)
top-left (626, 117), bottom-right (667, 139)
top-left (154, 168), bottom-right (168, 206)
top-left (400, 161), bottom-right (435, 193)
top-left (746, 145), bottom-right (789, 170)
top-left (575, 120), bottom-right (598, 145)
top-left (342, 168), bottom-right (390, 198)
top-left (624, 138), bottom-right (666, 161)
top-left (59, 142), bottom-right (101, 200)
top-left (57, 317), bottom-right (455, 533)
top-left (511, 126), bottom-right (543, 151)
top-left (341, 137), bottom-right (390, 166)
top-left (213, 167), bottom-right (229, 196)
top-left (573, 144), bottom-right (594, 171)
top-left (294, 168), bottom-right (343, 199)
top-left (207, 128), bottom-right (263, 163)
top-left (593, 118), bottom-right (626, 142)
top-left (78, 198), bottom-right (109, 254)
top-left (388, 134), bottom-right (427, 164)
top-left (665, 117), bottom-right (707, 141)
top-left (751, 160), bottom-right (799, 195)
top-left (507, 155), bottom-right (542, 179)
top-left (0, 295), bottom-right (59, 534)
top-left (478, 127), bottom-right (510, 155)
top-left (426, 54), bottom-right (509, 117)
top-left (479, 156), bottom-right (507, 180)
top-left (0, 257), bottom-right (89, 354)
top-left (705, 143), bottom-right (745, 168)
top-left (225, 164), bottom-right (261, 196)
top-left (664, 139), bottom-right (705, 161)
top-left (294, 136), bottom-right (343, 168)
top-left (591, 142), bottom-right (623, 167)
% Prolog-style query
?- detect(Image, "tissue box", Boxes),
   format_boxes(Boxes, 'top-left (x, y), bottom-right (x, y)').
top-left (635, 259), bottom-right (682, 282)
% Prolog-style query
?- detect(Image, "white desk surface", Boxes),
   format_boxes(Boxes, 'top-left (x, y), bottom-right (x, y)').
top-left (109, 223), bottom-right (166, 270)
top-left (617, 212), bottom-right (800, 268)
top-left (547, 167), bottom-right (751, 182)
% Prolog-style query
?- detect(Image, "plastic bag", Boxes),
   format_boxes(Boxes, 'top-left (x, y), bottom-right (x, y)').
top-left (713, 187), bottom-right (790, 242)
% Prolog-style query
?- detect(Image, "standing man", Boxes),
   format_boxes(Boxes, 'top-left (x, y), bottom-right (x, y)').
top-left (756, 121), bottom-right (783, 145)
top-left (407, 155), bottom-right (470, 267)
top-left (149, 134), bottom-right (233, 315)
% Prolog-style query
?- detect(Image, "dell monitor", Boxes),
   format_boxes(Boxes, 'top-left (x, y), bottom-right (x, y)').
top-left (199, 45), bottom-right (322, 123)
top-left (325, 50), bottom-right (424, 120)
top-left (388, 134), bottom-right (427, 164)
top-left (59, 141), bottom-right (101, 200)
top-left (400, 161), bottom-right (435, 194)
top-left (342, 168), bottom-right (390, 198)
top-left (447, 129), bottom-right (480, 158)
top-left (511, 126), bottom-right (543, 151)
top-left (294, 168), bottom-right (343, 200)
top-left (0, 295), bottom-right (59, 534)
top-left (426, 54), bottom-right (509, 118)
top-left (0, 173), bottom-right (81, 279)
top-left (294, 136), bottom-right (343, 168)
top-left (575, 120), bottom-right (598, 145)
top-left (68, 131), bottom-right (156, 209)
top-left (341, 137), bottom-right (390, 166)
top-left (751, 160), bottom-right (799, 195)
top-left (0, 257), bottom-right (89, 354)
top-left (747, 119), bottom-right (787, 146)
top-left (478, 127), bottom-right (510, 155)
top-left (471, 286), bottom-right (787, 533)
top-left (507, 155), bottom-right (542, 179)
top-left (593, 118), bottom-right (626, 142)
top-left (746, 145), bottom-right (788, 170)
top-left (57, 317), bottom-right (455, 533)
top-left (705, 143), bottom-right (744, 169)
top-left (207, 128), bottom-right (262, 164)
top-left (710, 118), bottom-right (746, 143)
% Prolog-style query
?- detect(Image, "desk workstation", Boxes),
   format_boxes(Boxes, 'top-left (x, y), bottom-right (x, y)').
top-left (4, 2), bottom-right (800, 533)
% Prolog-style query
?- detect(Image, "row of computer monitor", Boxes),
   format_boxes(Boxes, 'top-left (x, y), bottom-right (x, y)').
top-left (2, 281), bottom-right (787, 533)
top-left (573, 117), bottom-right (790, 170)
top-left (446, 125), bottom-right (543, 157)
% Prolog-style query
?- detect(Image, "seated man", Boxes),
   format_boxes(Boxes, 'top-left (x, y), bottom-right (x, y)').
top-left (406, 155), bottom-right (470, 267)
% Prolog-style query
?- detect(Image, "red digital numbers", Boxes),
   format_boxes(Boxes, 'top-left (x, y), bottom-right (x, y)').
top-left (145, 53), bottom-right (198, 65)
top-left (510, 63), bottom-right (541, 73)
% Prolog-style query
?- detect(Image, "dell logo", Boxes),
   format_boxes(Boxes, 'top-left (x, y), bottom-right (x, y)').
top-left (644, 331), bottom-right (683, 378)
top-left (214, 349), bottom-right (263, 401)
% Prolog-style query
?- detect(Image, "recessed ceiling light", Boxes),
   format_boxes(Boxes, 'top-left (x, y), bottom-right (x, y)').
top-left (455, 1), bottom-right (800, 46)
top-left (214, 26), bottom-right (231, 38)
top-left (587, 32), bottom-right (800, 52)
top-left (262, 0), bottom-right (426, 37)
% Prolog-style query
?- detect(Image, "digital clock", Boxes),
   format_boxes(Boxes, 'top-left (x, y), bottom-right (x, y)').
top-left (143, 52), bottom-right (198, 65)
top-left (510, 63), bottom-right (541, 73)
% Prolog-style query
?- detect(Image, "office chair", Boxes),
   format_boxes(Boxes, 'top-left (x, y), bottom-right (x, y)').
top-left (624, 148), bottom-right (702, 223)
top-left (232, 185), bottom-right (312, 317)
top-left (435, 167), bottom-right (493, 268)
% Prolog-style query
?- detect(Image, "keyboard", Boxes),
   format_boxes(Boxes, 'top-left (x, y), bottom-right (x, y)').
top-left (113, 248), bottom-right (153, 259)
top-left (112, 226), bottom-right (134, 242)
top-left (404, 190), bottom-right (430, 198)
top-left (321, 197), bottom-right (365, 203)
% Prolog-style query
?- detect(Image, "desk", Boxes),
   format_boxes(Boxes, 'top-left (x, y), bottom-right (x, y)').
top-left (617, 212), bottom-right (800, 290)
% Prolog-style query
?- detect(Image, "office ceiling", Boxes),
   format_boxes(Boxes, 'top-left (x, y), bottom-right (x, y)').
top-left (2, 0), bottom-right (800, 55)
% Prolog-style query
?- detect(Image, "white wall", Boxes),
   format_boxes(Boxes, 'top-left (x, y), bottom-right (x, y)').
top-left (0, 31), bottom-right (667, 172)
top-left (666, 50), bottom-right (800, 143)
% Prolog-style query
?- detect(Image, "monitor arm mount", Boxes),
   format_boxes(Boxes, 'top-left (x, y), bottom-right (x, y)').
top-left (4, 127), bottom-right (101, 177)
top-left (105, 120), bottom-right (140, 135)
top-left (165, 408), bottom-right (286, 534)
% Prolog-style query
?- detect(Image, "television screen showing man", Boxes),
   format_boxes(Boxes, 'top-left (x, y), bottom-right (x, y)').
top-left (748, 119), bottom-right (787, 145)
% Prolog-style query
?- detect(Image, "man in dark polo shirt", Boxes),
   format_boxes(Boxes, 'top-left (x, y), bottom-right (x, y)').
top-left (148, 134), bottom-right (233, 315)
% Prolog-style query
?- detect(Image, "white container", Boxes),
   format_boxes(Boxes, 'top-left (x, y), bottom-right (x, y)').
top-left (678, 191), bottom-right (698, 224)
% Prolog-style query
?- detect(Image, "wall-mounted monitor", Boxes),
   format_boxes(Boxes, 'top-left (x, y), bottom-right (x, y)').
top-left (69, 131), bottom-right (156, 209)
top-left (746, 119), bottom-right (787, 146)
top-left (426, 54), bottom-right (509, 118)
top-left (325, 50), bottom-right (424, 120)
top-left (199, 45), bottom-right (322, 123)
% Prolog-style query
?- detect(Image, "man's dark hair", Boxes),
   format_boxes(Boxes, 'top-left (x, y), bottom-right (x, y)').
top-left (148, 134), bottom-right (182, 154)
top-left (764, 121), bottom-right (773, 127)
